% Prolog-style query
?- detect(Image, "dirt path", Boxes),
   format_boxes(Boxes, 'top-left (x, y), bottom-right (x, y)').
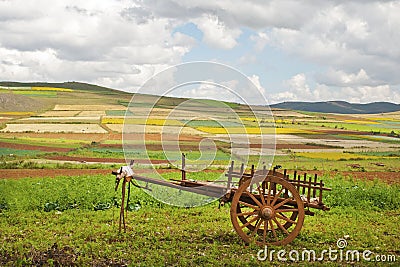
top-left (0, 141), bottom-right (72, 152)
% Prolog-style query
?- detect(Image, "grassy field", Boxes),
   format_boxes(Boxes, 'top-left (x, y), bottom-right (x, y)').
top-left (1, 174), bottom-right (399, 266)
top-left (1, 85), bottom-right (400, 266)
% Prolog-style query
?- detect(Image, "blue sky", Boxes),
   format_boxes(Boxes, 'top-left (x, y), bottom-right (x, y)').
top-left (173, 23), bottom-right (321, 96)
top-left (0, 0), bottom-right (399, 104)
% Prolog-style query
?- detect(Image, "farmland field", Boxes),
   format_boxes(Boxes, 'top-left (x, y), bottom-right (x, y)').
top-left (0, 85), bottom-right (399, 266)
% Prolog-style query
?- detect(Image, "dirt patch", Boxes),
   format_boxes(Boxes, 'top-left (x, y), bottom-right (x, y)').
top-left (248, 143), bottom-right (335, 149)
top-left (0, 93), bottom-right (45, 112)
top-left (0, 133), bottom-right (122, 141)
top-left (99, 143), bottom-right (217, 151)
top-left (0, 243), bottom-right (130, 267)
top-left (1, 123), bottom-right (108, 133)
top-left (0, 141), bottom-right (72, 152)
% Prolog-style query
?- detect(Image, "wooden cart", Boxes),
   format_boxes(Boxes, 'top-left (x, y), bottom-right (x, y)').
top-left (113, 155), bottom-right (331, 246)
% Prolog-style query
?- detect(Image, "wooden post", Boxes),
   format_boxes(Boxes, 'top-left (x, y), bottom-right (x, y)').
top-left (271, 166), bottom-right (276, 196)
top-left (181, 153), bottom-right (186, 181)
top-left (307, 177), bottom-right (312, 202)
top-left (250, 164), bottom-right (255, 192)
top-left (313, 174), bottom-right (318, 198)
top-left (262, 165), bottom-right (267, 195)
top-left (297, 175), bottom-right (301, 192)
top-left (227, 161), bottom-right (234, 190)
top-left (302, 173), bottom-right (307, 195)
top-left (318, 180), bottom-right (324, 204)
top-left (283, 169), bottom-right (289, 197)
top-left (119, 178), bottom-right (126, 232)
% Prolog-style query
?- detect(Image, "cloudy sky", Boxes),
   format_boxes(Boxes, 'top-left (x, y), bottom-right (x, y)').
top-left (0, 0), bottom-right (399, 104)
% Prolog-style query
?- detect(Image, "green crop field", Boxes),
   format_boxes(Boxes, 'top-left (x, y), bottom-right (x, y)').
top-left (0, 174), bottom-right (399, 266)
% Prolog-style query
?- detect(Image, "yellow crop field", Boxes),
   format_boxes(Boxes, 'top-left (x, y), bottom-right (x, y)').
top-left (296, 152), bottom-right (379, 160)
top-left (54, 105), bottom-right (126, 111)
top-left (275, 119), bottom-right (294, 124)
top-left (366, 117), bottom-right (400, 122)
top-left (196, 127), bottom-right (312, 134)
top-left (102, 117), bottom-right (184, 126)
top-left (145, 119), bottom-right (183, 126)
top-left (0, 111), bottom-right (35, 116)
top-left (38, 111), bottom-right (80, 117)
top-left (107, 124), bottom-right (206, 135)
top-left (344, 119), bottom-right (378, 124)
top-left (102, 117), bottom-right (124, 124)
top-left (31, 87), bottom-right (73, 92)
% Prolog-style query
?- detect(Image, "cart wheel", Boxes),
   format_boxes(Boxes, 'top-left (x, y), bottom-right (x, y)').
top-left (236, 204), bottom-right (298, 232)
top-left (230, 175), bottom-right (305, 246)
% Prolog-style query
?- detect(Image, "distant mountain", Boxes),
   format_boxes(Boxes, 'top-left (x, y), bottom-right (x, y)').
top-left (0, 81), bottom-right (129, 95)
top-left (2, 81), bottom-right (400, 114)
top-left (270, 101), bottom-right (400, 114)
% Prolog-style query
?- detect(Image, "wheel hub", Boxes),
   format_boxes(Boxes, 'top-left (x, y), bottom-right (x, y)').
top-left (260, 206), bottom-right (275, 220)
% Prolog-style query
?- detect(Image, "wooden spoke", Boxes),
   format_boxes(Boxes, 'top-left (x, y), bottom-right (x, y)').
top-left (231, 175), bottom-right (305, 246)
top-left (276, 213), bottom-right (297, 225)
top-left (273, 218), bottom-right (289, 235)
top-left (257, 184), bottom-right (266, 206)
top-left (240, 215), bottom-right (259, 229)
top-left (263, 220), bottom-right (268, 245)
top-left (266, 182), bottom-right (272, 205)
top-left (269, 219), bottom-right (278, 241)
top-left (236, 210), bottom-right (258, 217)
top-left (271, 187), bottom-right (285, 206)
top-left (273, 197), bottom-right (292, 209)
top-left (245, 190), bottom-right (263, 207)
top-left (250, 218), bottom-right (263, 237)
top-left (239, 201), bottom-right (259, 210)
top-left (276, 208), bottom-right (298, 213)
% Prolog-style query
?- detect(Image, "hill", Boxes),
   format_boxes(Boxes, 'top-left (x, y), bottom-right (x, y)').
top-left (2, 81), bottom-right (400, 114)
top-left (0, 81), bottom-right (128, 95)
top-left (271, 101), bottom-right (400, 114)
top-left (0, 93), bottom-right (47, 112)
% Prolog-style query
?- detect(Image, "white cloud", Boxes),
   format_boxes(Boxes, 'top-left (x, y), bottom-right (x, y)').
top-left (271, 73), bottom-right (400, 104)
top-left (0, 0), bottom-right (399, 103)
top-left (265, 1), bottom-right (400, 86)
top-left (0, 0), bottom-right (194, 90)
top-left (316, 68), bottom-right (379, 87)
top-left (250, 32), bottom-right (269, 52)
top-left (194, 14), bottom-right (241, 49)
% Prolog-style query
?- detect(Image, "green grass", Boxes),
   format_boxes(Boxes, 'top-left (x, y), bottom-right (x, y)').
top-left (68, 148), bottom-right (125, 159)
top-left (0, 160), bottom-right (118, 170)
top-left (307, 121), bottom-right (399, 134)
top-left (0, 148), bottom-right (42, 156)
top-left (182, 120), bottom-right (243, 127)
top-left (271, 155), bottom-right (400, 172)
top-left (0, 137), bottom-right (89, 149)
top-left (105, 110), bottom-right (133, 116)
top-left (12, 91), bottom-right (57, 97)
top-left (0, 174), bottom-right (399, 266)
